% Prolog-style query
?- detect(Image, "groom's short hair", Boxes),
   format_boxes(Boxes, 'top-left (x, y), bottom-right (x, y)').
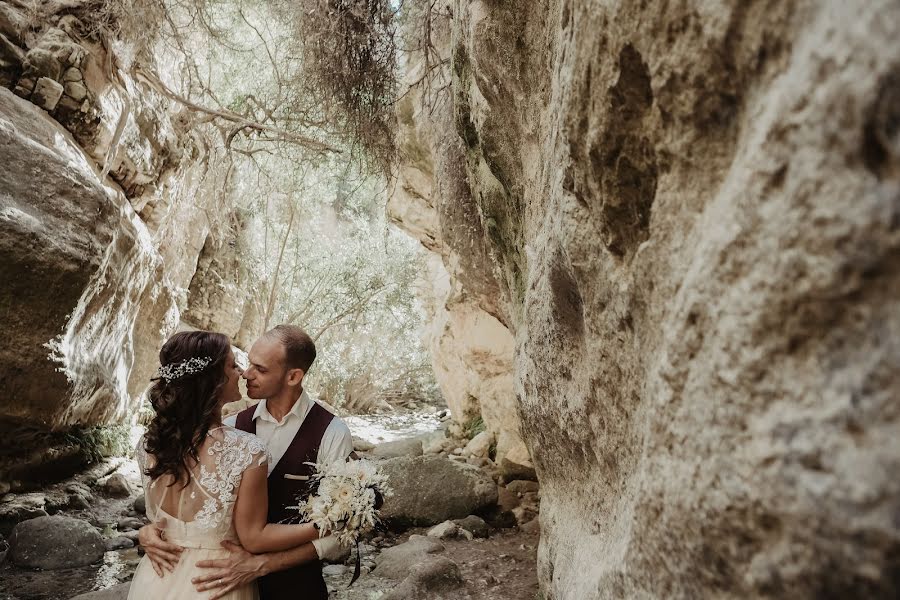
top-left (266, 325), bottom-right (316, 372)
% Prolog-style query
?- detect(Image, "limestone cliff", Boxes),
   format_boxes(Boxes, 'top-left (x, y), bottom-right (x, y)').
top-left (397, 0), bottom-right (900, 597)
top-left (0, 2), bottom-right (255, 484)
top-left (388, 8), bottom-right (530, 472)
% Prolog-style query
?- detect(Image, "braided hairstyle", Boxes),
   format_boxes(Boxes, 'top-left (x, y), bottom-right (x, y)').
top-left (143, 330), bottom-right (231, 487)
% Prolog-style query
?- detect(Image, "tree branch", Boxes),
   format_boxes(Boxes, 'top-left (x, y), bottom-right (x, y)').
top-left (133, 66), bottom-right (341, 154)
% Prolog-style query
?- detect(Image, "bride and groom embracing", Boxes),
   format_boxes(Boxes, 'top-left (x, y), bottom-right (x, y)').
top-left (130, 325), bottom-right (355, 600)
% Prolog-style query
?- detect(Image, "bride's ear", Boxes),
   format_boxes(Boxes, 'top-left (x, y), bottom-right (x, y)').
top-left (286, 368), bottom-right (305, 387)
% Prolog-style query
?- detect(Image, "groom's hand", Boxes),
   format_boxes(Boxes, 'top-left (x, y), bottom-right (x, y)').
top-left (193, 540), bottom-right (267, 599)
top-left (137, 519), bottom-right (183, 576)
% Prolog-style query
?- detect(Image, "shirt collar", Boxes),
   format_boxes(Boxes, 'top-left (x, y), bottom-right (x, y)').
top-left (252, 390), bottom-right (312, 424)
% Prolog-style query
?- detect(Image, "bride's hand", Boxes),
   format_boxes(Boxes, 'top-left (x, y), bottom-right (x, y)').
top-left (137, 518), bottom-right (184, 576)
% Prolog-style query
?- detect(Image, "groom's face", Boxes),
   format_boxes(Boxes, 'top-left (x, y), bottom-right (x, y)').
top-left (243, 337), bottom-right (291, 399)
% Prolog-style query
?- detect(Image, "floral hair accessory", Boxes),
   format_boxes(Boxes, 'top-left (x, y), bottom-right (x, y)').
top-left (153, 356), bottom-right (213, 383)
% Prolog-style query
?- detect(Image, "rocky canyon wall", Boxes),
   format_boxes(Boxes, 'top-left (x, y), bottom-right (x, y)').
top-left (397, 0), bottom-right (900, 597)
top-left (388, 11), bottom-right (532, 474)
top-left (0, 2), bottom-right (255, 484)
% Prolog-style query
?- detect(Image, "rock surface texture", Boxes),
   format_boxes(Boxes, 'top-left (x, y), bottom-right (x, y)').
top-left (0, 3), bottom-right (256, 484)
top-left (393, 0), bottom-right (900, 598)
top-left (388, 6), bottom-right (528, 470)
top-left (69, 584), bottom-right (130, 600)
top-left (8, 515), bottom-right (104, 569)
top-left (379, 455), bottom-right (498, 528)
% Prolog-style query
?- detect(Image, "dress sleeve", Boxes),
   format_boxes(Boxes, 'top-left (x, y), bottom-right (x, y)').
top-left (243, 432), bottom-right (271, 470)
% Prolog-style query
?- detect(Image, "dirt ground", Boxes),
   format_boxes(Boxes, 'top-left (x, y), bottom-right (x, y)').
top-left (0, 525), bottom-right (540, 600)
top-left (0, 462), bottom-right (541, 600)
top-left (326, 525), bottom-right (541, 600)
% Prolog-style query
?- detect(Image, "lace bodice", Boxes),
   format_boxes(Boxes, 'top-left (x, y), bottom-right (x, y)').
top-left (136, 427), bottom-right (270, 536)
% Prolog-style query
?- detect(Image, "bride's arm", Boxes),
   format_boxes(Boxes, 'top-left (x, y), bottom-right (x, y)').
top-left (232, 463), bottom-right (320, 554)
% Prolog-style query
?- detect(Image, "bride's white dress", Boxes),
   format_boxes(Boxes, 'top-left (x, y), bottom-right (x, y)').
top-left (128, 426), bottom-right (270, 600)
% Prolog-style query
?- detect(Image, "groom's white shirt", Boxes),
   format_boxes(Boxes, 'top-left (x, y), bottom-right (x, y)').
top-left (223, 389), bottom-right (354, 560)
top-left (223, 390), bottom-right (353, 473)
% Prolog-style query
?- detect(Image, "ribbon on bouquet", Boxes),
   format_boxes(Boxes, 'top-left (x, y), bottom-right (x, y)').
top-left (348, 539), bottom-right (362, 587)
top-left (346, 489), bottom-right (384, 587)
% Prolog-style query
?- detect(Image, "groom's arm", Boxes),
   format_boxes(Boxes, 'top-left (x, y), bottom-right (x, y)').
top-left (320, 414), bottom-right (355, 465)
top-left (309, 415), bottom-right (357, 561)
top-left (192, 540), bottom-right (319, 599)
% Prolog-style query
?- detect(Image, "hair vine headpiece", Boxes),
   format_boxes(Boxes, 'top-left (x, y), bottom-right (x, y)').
top-left (153, 356), bottom-right (213, 383)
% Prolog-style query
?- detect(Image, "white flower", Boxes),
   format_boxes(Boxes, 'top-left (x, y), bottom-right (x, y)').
top-left (335, 481), bottom-right (355, 502)
top-left (294, 459), bottom-right (391, 545)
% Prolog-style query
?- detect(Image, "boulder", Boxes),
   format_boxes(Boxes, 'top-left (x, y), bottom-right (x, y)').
top-left (119, 530), bottom-right (141, 543)
top-left (506, 480), bottom-right (540, 495)
top-left (498, 443), bottom-right (537, 482)
top-left (99, 473), bottom-right (133, 497)
top-left (30, 76), bottom-right (62, 110)
top-left (520, 518), bottom-right (541, 535)
top-left (372, 437), bottom-right (424, 459)
top-left (419, 430), bottom-right (448, 455)
top-left (9, 515), bottom-right (104, 569)
top-left (512, 505), bottom-right (538, 526)
top-left (322, 564), bottom-right (348, 576)
top-left (63, 80), bottom-right (87, 101)
top-left (132, 494), bottom-right (146, 515)
top-left (64, 482), bottom-right (94, 509)
top-left (374, 535), bottom-right (445, 580)
top-left (117, 517), bottom-right (143, 531)
top-left (466, 456), bottom-right (490, 468)
top-left (0, 493), bottom-right (48, 536)
top-left (104, 536), bottom-right (134, 551)
top-left (381, 556), bottom-right (463, 600)
top-left (69, 583), bottom-right (131, 600)
top-left (453, 515), bottom-right (491, 539)
top-left (462, 430), bottom-right (493, 458)
top-left (496, 485), bottom-right (520, 513)
top-left (0, 85), bottom-right (172, 482)
top-left (379, 455), bottom-right (498, 528)
top-left (426, 520), bottom-right (461, 540)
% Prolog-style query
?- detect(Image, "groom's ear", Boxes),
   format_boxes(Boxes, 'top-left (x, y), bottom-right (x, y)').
top-left (286, 368), bottom-right (305, 387)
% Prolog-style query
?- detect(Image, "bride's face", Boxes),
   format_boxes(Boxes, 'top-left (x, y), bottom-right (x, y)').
top-left (221, 349), bottom-right (243, 405)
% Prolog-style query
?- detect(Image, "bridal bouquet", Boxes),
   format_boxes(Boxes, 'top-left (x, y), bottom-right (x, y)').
top-left (295, 458), bottom-right (393, 547)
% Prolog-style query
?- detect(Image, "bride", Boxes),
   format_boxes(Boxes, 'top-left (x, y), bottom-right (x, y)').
top-left (128, 330), bottom-right (320, 599)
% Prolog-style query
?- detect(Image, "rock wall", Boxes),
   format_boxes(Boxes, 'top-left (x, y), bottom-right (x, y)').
top-left (388, 10), bottom-right (530, 471)
top-left (416, 254), bottom-right (523, 464)
top-left (0, 2), bottom-right (255, 483)
top-left (399, 0), bottom-right (900, 597)
top-left (182, 210), bottom-right (263, 350)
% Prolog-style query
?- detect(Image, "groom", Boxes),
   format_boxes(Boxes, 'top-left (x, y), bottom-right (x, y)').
top-left (139, 324), bottom-right (353, 600)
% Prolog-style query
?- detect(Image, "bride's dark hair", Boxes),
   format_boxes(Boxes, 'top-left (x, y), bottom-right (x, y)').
top-left (143, 330), bottom-right (231, 486)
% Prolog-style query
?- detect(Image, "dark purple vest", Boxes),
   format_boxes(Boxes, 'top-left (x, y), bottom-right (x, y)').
top-left (235, 401), bottom-right (335, 600)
